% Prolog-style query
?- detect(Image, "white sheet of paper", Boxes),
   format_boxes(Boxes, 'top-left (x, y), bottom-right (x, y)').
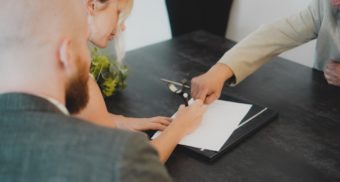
top-left (152, 99), bottom-right (252, 151)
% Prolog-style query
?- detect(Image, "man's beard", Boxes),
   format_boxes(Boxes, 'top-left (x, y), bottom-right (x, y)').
top-left (65, 58), bottom-right (90, 114)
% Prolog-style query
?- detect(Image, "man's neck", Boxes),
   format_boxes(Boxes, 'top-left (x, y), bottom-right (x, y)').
top-left (0, 88), bottom-right (66, 107)
top-left (0, 62), bottom-right (66, 106)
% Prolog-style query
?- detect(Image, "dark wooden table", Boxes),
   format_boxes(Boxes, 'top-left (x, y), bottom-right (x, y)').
top-left (105, 31), bottom-right (340, 182)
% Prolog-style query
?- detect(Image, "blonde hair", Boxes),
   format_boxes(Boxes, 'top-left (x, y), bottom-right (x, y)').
top-left (99, 0), bottom-right (133, 63)
top-left (113, 0), bottom-right (133, 63)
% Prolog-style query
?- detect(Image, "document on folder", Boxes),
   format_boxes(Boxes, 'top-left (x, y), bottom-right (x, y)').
top-left (152, 99), bottom-right (252, 151)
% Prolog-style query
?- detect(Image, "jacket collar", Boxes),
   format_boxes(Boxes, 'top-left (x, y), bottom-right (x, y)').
top-left (0, 93), bottom-right (67, 115)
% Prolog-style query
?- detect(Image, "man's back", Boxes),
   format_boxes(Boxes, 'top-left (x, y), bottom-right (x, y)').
top-left (0, 93), bottom-right (171, 182)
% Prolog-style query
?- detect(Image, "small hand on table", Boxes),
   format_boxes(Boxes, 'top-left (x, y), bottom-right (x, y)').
top-left (324, 60), bottom-right (340, 87)
top-left (114, 115), bottom-right (172, 131)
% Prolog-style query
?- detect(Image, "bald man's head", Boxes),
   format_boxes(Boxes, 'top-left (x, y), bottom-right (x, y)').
top-left (0, 0), bottom-right (91, 114)
top-left (0, 0), bottom-right (88, 51)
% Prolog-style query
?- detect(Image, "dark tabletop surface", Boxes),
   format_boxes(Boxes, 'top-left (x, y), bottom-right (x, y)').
top-left (105, 31), bottom-right (340, 182)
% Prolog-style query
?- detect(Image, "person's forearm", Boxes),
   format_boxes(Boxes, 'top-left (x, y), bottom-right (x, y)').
top-left (218, 1), bottom-right (318, 85)
top-left (150, 122), bottom-right (187, 163)
top-left (210, 63), bottom-right (234, 82)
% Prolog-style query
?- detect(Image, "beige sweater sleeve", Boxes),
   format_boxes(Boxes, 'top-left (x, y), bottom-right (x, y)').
top-left (219, 0), bottom-right (322, 85)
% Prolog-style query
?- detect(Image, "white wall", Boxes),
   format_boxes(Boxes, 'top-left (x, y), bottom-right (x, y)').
top-left (124, 0), bottom-right (172, 51)
top-left (226, 0), bottom-right (315, 67)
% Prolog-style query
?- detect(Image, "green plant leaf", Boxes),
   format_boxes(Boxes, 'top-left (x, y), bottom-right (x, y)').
top-left (90, 47), bottom-right (128, 97)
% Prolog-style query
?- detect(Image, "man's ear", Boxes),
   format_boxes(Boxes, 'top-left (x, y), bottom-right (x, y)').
top-left (86, 0), bottom-right (96, 16)
top-left (58, 39), bottom-right (72, 70)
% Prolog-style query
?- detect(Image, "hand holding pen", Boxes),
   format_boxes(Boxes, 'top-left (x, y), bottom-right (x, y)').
top-left (163, 78), bottom-right (190, 106)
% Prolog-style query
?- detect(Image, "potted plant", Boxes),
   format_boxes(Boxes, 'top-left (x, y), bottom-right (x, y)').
top-left (90, 47), bottom-right (128, 97)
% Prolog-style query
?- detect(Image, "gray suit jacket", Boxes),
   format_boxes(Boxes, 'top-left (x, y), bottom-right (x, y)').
top-left (0, 93), bottom-right (171, 182)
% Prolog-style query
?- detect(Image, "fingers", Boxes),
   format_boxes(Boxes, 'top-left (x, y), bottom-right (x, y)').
top-left (146, 122), bottom-right (168, 131)
top-left (195, 88), bottom-right (209, 102)
top-left (324, 62), bottom-right (340, 85)
top-left (328, 60), bottom-right (338, 67)
top-left (191, 77), bottom-right (201, 100)
top-left (156, 117), bottom-right (172, 122)
top-left (176, 99), bottom-right (206, 118)
top-left (189, 99), bottom-right (204, 110)
top-left (205, 92), bottom-right (220, 105)
top-left (191, 75), bottom-right (221, 104)
top-left (178, 104), bottom-right (185, 111)
top-left (326, 63), bottom-right (335, 74)
top-left (152, 117), bottom-right (171, 126)
top-left (198, 101), bottom-right (208, 114)
top-left (192, 99), bottom-right (203, 105)
top-left (191, 77), bottom-right (199, 98)
top-left (324, 69), bottom-right (333, 83)
top-left (136, 118), bottom-right (170, 131)
top-left (190, 99), bottom-right (207, 116)
top-left (191, 76), bottom-right (209, 102)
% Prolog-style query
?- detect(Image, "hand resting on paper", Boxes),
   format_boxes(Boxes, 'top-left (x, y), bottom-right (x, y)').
top-left (150, 99), bottom-right (207, 163)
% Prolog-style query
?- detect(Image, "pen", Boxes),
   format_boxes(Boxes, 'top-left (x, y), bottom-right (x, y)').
top-left (183, 92), bottom-right (189, 107)
top-left (161, 78), bottom-right (190, 88)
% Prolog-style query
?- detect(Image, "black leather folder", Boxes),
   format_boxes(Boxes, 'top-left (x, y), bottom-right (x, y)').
top-left (182, 94), bottom-right (278, 161)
